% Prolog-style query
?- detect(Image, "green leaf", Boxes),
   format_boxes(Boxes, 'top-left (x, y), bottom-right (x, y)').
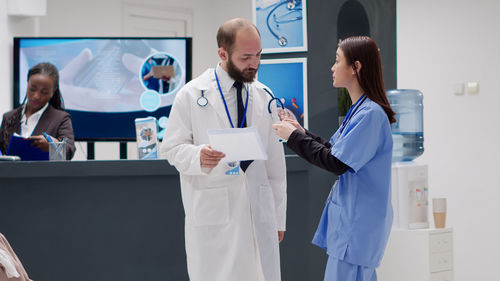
top-left (337, 88), bottom-right (352, 116)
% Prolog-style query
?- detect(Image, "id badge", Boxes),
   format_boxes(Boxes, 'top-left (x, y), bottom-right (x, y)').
top-left (225, 162), bottom-right (240, 175)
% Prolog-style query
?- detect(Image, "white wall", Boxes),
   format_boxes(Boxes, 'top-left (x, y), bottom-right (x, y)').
top-left (398, 0), bottom-right (500, 280)
top-left (1, 0), bottom-right (252, 160)
top-left (1, 5), bottom-right (39, 117)
top-left (37, 0), bottom-right (253, 78)
top-left (0, 2), bottom-right (11, 117)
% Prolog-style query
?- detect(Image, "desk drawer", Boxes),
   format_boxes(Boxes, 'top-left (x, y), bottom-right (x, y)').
top-left (430, 270), bottom-right (453, 281)
top-left (430, 252), bottom-right (453, 272)
top-left (430, 232), bottom-right (453, 253)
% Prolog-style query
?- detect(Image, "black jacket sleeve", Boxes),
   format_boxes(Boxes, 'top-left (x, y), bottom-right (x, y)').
top-left (304, 129), bottom-right (332, 148)
top-left (286, 129), bottom-right (350, 175)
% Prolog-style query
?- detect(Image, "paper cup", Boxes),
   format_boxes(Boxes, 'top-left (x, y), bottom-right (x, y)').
top-left (432, 198), bottom-right (447, 228)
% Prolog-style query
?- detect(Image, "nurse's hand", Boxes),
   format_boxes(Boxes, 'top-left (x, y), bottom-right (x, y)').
top-left (283, 118), bottom-right (305, 134)
top-left (272, 121), bottom-right (297, 141)
top-left (278, 231), bottom-right (285, 243)
top-left (200, 145), bottom-right (226, 168)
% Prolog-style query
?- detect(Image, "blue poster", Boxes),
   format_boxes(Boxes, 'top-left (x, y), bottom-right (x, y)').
top-left (258, 58), bottom-right (308, 128)
top-left (254, 0), bottom-right (308, 53)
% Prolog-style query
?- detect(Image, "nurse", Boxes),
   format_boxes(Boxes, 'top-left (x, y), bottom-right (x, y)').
top-left (272, 36), bottom-right (396, 281)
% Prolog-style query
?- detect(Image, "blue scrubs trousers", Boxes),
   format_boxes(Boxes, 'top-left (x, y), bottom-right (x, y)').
top-left (324, 256), bottom-right (377, 281)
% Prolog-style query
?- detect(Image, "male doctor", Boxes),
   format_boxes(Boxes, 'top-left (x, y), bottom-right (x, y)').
top-left (160, 18), bottom-right (287, 281)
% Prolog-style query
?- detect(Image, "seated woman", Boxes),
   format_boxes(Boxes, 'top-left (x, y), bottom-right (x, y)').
top-left (0, 62), bottom-right (76, 159)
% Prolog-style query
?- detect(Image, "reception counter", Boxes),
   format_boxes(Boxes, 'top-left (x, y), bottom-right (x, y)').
top-left (0, 156), bottom-right (331, 281)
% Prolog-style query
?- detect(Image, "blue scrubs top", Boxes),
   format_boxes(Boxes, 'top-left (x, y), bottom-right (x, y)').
top-left (312, 97), bottom-right (393, 268)
top-left (142, 60), bottom-right (160, 92)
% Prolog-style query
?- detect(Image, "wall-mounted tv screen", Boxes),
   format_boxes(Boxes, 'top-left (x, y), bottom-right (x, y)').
top-left (13, 37), bottom-right (192, 141)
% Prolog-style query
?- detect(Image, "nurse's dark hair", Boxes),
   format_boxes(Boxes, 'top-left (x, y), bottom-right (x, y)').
top-left (217, 18), bottom-right (260, 53)
top-left (339, 36), bottom-right (396, 123)
top-left (27, 62), bottom-right (65, 110)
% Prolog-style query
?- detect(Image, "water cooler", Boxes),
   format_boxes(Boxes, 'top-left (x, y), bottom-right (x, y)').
top-left (391, 162), bottom-right (428, 229)
top-left (380, 90), bottom-right (455, 281)
top-left (388, 89), bottom-right (428, 229)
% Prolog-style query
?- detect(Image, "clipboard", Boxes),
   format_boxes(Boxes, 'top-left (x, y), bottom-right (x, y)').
top-left (207, 127), bottom-right (268, 162)
top-left (6, 134), bottom-right (49, 161)
top-left (152, 65), bottom-right (175, 79)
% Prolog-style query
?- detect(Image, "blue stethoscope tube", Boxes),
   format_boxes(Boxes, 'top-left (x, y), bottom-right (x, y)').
top-left (197, 91), bottom-right (208, 107)
top-left (196, 70), bottom-right (285, 121)
top-left (263, 88), bottom-right (285, 114)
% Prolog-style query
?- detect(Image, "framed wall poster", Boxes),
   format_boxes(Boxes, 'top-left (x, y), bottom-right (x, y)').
top-left (258, 58), bottom-right (308, 129)
top-left (253, 0), bottom-right (308, 53)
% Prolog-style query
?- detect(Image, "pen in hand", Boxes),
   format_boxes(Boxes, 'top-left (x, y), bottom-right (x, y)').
top-left (42, 132), bottom-right (58, 151)
top-left (42, 132), bottom-right (67, 159)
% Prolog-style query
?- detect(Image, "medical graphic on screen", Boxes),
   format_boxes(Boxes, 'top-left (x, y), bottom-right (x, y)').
top-left (258, 58), bottom-right (308, 128)
top-left (253, 0), bottom-right (308, 53)
top-left (141, 53), bottom-right (182, 95)
top-left (14, 38), bottom-right (191, 140)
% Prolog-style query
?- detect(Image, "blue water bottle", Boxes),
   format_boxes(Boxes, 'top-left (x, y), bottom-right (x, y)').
top-left (387, 89), bottom-right (424, 162)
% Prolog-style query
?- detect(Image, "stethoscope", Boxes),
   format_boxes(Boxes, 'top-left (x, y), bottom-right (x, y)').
top-left (196, 69), bottom-right (285, 121)
top-left (197, 91), bottom-right (208, 107)
top-left (263, 88), bottom-right (285, 115)
top-left (332, 94), bottom-right (367, 146)
top-left (266, 0), bottom-right (303, 47)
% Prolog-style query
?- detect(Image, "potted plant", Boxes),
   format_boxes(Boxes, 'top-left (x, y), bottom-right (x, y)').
top-left (337, 87), bottom-right (352, 126)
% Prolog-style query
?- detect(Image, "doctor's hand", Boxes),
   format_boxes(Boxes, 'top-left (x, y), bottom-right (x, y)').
top-left (278, 231), bottom-right (285, 243)
top-left (272, 121), bottom-right (298, 141)
top-left (200, 145), bottom-right (226, 168)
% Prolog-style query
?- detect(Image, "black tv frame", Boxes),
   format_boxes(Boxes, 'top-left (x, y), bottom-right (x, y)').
top-left (13, 37), bottom-right (192, 142)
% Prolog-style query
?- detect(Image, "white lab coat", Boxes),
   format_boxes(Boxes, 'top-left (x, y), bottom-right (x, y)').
top-left (160, 68), bottom-right (287, 281)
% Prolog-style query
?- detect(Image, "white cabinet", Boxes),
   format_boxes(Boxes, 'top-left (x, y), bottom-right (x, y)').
top-left (378, 228), bottom-right (453, 281)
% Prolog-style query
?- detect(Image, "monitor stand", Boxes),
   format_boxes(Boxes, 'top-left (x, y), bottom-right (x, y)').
top-left (86, 142), bottom-right (127, 160)
top-left (119, 142), bottom-right (127, 160)
top-left (87, 142), bottom-right (95, 160)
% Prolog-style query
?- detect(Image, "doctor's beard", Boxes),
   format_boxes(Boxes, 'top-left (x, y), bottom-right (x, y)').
top-left (227, 56), bottom-right (259, 83)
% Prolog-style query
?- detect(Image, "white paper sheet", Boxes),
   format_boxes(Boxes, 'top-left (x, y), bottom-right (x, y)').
top-left (207, 127), bottom-right (268, 162)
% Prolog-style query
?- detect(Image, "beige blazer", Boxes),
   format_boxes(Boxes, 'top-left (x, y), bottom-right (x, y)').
top-left (0, 233), bottom-right (32, 281)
